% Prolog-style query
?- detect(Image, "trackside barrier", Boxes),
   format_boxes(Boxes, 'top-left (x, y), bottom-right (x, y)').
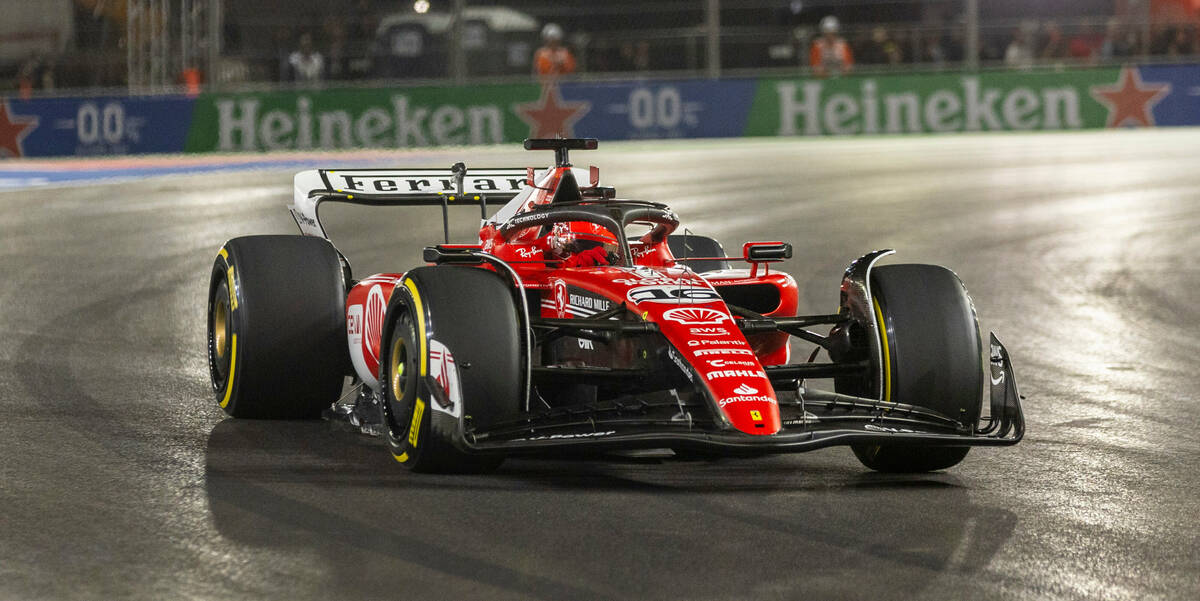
top-left (2, 64), bottom-right (1198, 158)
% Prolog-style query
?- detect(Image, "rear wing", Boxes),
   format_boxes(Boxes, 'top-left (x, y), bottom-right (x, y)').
top-left (290, 165), bottom-right (530, 240)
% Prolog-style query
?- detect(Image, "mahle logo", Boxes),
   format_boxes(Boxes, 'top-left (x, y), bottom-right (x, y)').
top-left (777, 76), bottom-right (1084, 135)
top-left (214, 95), bottom-right (504, 151)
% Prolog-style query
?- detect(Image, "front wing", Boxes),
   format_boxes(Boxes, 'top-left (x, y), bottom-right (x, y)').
top-left (423, 333), bottom-right (1024, 456)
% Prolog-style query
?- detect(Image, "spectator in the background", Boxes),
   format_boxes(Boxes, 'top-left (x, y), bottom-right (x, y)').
top-left (287, 32), bottom-right (325, 83)
top-left (1004, 28), bottom-right (1034, 69)
top-left (1165, 24), bottom-right (1198, 57)
top-left (1067, 19), bottom-right (1101, 62)
top-left (178, 61), bottom-right (203, 96)
top-left (858, 27), bottom-right (901, 65)
top-left (1039, 21), bottom-right (1066, 59)
top-left (1104, 18), bottom-right (1137, 59)
top-left (534, 23), bottom-right (577, 77)
top-left (16, 55), bottom-right (56, 99)
top-left (17, 57), bottom-right (39, 100)
top-left (810, 15), bottom-right (853, 77)
top-left (921, 31), bottom-right (947, 65)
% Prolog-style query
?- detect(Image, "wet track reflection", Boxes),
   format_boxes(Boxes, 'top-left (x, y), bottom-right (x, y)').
top-left (204, 420), bottom-right (1017, 600)
top-left (2, 130), bottom-right (1199, 600)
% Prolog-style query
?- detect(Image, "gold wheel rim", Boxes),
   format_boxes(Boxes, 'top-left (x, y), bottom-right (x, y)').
top-left (390, 336), bottom-right (408, 400)
top-left (213, 299), bottom-right (229, 360)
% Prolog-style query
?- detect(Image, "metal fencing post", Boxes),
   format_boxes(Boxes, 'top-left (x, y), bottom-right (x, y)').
top-left (706, 0), bottom-right (720, 78)
top-left (451, 0), bottom-right (466, 85)
top-left (209, 0), bottom-right (223, 91)
top-left (965, 0), bottom-right (979, 71)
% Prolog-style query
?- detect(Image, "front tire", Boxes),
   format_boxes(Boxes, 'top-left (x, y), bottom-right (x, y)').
top-left (844, 264), bottom-right (983, 472)
top-left (378, 266), bottom-right (522, 473)
top-left (206, 235), bottom-right (349, 419)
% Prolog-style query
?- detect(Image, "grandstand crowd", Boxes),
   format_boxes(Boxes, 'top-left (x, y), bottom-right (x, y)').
top-left (5, 0), bottom-right (1200, 95)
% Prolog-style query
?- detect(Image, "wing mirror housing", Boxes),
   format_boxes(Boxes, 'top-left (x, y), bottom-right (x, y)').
top-left (743, 241), bottom-right (792, 276)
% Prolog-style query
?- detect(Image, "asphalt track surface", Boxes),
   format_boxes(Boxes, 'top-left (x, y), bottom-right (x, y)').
top-left (3, 130), bottom-right (1199, 601)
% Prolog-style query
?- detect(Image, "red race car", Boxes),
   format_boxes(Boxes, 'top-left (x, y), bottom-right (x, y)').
top-left (206, 138), bottom-right (1023, 473)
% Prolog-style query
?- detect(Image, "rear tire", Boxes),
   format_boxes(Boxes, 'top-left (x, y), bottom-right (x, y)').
top-left (378, 266), bottom-right (521, 473)
top-left (844, 264), bottom-right (983, 472)
top-left (668, 234), bottom-right (728, 272)
top-left (207, 235), bottom-right (349, 419)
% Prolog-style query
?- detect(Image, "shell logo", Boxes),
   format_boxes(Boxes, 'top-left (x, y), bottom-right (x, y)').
top-left (364, 284), bottom-right (386, 361)
top-left (662, 306), bottom-right (729, 325)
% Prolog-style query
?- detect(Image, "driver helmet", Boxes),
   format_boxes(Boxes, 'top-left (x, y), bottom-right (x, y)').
top-left (548, 221), bottom-right (618, 256)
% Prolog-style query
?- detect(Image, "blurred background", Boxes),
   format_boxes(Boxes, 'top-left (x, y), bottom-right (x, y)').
top-left (3, 0), bottom-right (1198, 95)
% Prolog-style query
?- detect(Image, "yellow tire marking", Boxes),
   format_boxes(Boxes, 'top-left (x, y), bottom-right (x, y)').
top-left (393, 451), bottom-right (409, 463)
top-left (398, 277), bottom-right (428, 454)
top-left (403, 279), bottom-right (427, 378)
top-left (873, 296), bottom-right (892, 403)
top-left (219, 334), bottom-right (237, 408)
top-left (408, 399), bottom-right (425, 447)
top-left (218, 247), bottom-right (228, 260)
top-left (225, 265), bottom-right (238, 310)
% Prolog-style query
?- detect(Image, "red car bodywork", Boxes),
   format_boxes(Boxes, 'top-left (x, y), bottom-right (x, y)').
top-left (343, 160), bottom-right (799, 436)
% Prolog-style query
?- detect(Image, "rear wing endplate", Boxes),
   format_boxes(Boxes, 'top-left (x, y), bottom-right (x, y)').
top-left (290, 166), bottom-right (530, 240)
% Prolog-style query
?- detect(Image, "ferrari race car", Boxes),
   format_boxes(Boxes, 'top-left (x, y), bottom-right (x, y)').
top-left (206, 138), bottom-right (1023, 473)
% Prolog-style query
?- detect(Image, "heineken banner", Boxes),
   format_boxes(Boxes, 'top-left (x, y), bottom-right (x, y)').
top-left (2, 65), bottom-right (1198, 158)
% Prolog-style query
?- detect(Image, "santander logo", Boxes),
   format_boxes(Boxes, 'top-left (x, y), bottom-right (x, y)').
top-left (364, 284), bottom-right (386, 361)
top-left (733, 383), bottom-right (758, 395)
top-left (662, 306), bottom-right (730, 325)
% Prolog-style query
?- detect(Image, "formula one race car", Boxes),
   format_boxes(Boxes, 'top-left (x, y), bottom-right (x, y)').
top-left (206, 138), bottom-right (1023, 473)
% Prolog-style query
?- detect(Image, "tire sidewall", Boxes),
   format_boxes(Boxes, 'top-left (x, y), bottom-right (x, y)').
top-left (205, 236), bottom-right (348, 419)
top-left (208, 250), bottom-right (243, 416)
top-left (376, 267), bottom-right (518, 473)
top-left (379, 292), bottom-right (431, 467)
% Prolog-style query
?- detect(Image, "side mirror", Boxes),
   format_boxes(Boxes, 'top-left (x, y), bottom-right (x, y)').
top-left (743, 241), bottom-right (792, 276)
top-left (744, 241), bottom-right (792, 262)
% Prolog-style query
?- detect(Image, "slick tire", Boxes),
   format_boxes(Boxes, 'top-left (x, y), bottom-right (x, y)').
top-left (378, 266), bottom-right (521, 473)
top-left (846, 264), bottom-right (983, 473)
top-left (668, 234), bottom-right (729, 272)
top-left (207, 235), bottom-right (349, 419)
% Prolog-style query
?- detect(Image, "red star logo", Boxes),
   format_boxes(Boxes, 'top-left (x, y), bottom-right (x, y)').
top-left (0, 101), bottom-right (38, 158)
top-left (1090, 66), bottom-right (1171, 128)
top-left (515, 83), bottom-right (589, 138)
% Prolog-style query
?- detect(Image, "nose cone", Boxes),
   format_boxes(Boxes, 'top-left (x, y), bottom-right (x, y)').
top-left (638, 302), bottom-right (781, 435)
top-left (670, 343), bottom-right (781, 435)
top-left (712, 380), bottom-right (782, 434)
top-left (568, 267), bottom-right (783, 435)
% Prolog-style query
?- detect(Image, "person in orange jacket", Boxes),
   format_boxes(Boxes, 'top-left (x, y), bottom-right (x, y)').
top-left (534, 23), bottom-right (577, 77)
top-left (810, 15), bottom-right (854, 77)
